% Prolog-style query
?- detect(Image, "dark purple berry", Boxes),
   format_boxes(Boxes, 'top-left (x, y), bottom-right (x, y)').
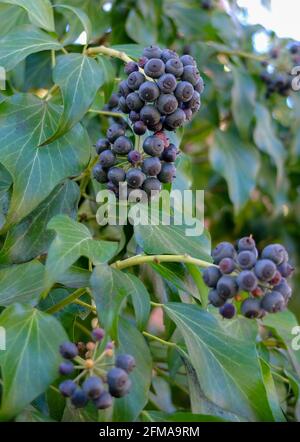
top-left (71, 388), bottom-right (88, 408)
top-left (142, 177), bottom-right (162, 196)
top-left (127, 72), bottom-right (145, 90)
top-left (140, 105), bottom-right (161, 127)
top-left (82, 376), bottom-right (103, 400)
top-left (108, 167), bottom-right (126, 184)
top-left (161, 144), bottom-right (178, 162)
top-left (59, 342), bottom-right (78, 359)
top-left (133, 121), bottom-right (147, 135)
top-left (59, 360), bottom-right (74, 376)
top-left (138, 56), bottom-right (148, 68)
top-left (157, 94), bottom-right (178, 115)
top-left (108, 93), bottom-right (120, 109)
top-left (112, 136), bottom-right (133, 155)
top-left (147, 121), bottom-right (163, 132)
top-left (182, 65), bottom-right (200, 86)
top-left (92, 327), bottom-right (105, 342)
top-left (165, 58), bottom-right (184, 77)
top-left (212, 242), bottom-right (236, 264)
top-left (93, 391), bottom-right (113, 409)
top-left (118, 96), bottom-right (130, 113)
top-left (157, 74), bottom-right (177, 93)
top-left (237, 271), bottom-right (258, 292)
top-left (237, 251), bottom-right (257, 270)
top-left (164, 109), bottom-right (186, 129)
top-left (126, 168), bottom-right (145, 188)
top-left (180, 55), bottom-right (196, 66)
top-left (116, 354), bottom-right (136, 373)
top-left (203, 266), bottom-right (222, 287)
top-left (128, 150), bottom-right (142, 165)
top-left (219, 257), bottom-right (235, 274)
top-left (270, 271), bottom-right (282, 286)
top-left (107, 367), bottom-right (129, 397)
top-left (59, 380), bottom-right (77, 397)
top-left (129, 110), bottom-right (140, 123)
top-left (185, 91), bottom-right (201, 110)
top-left (144, 58), bottom-right (165, 78)
top-left (254, 259), bottom-right (277, 282)
top-left (99, 150), bottom-right (116, 168)
top-left (139, 81), bottom-right (160, 102)
top-left (194, 77), bottom-right (205, 93)
top-left (277, 262), bottom-right (294, 278)
top-left (142, 157), bottom-right (162, 176)
top-left (143, 135), bottom-right (164, 156)
top-left (124, 61), bottom-right (139, 75)
top-left (216, 276), bottom-right (238, 299)
top-left (118, 80), bottom-right (132, 97)
top-left (93, 164), bottom-right (107, 183)
top-left (160, 49), bottom-right (179, 63)
top-left (219, 303), bottom-right (236, 319)
top-left (157, 162), bottom-right (176, 183)
top-left (126, 92), bottom-right (144, 111)
top-left (238, 236), bottom-right (256, 252)
top-left (241, 298), bottom-right (262, 319)
top-left (94, 138), bottom-right (110, 154)
top-left (143, 45), bottom-right (162, 59)
top-left (274, 279), bottom-right (292, 301)
top-left (175, 81), bottom-right (194, 102)
top-left (261, 291), bottom-right (285, 313)
top-left (107, 123), bottom-right (125, 143)
top-left (261, 244), bottom-right (286, 265)
top-left (208, 289), bottom-right (226, 307)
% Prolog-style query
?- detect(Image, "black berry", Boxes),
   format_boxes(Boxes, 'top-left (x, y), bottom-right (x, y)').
top-left (107, 367), bottom-right (129, 397)
top-left (261, 291), bottom-right (285, 313)
top-left (59, 360), bottom-right (74, 376)
top-left (59, 380), bottom-right (77, 397)
top-left (182, 65), bottom-right (200, 86)
top-left (129, 110), bottom-right (140, 123)
top-left (219, 303), bottom-right (236, 319)
top-left (107, 123), bottom-right (125, 143)
top-left (157, 94), bottom-right (178, 115)
top-left (126, 92), bottom-right (144, 111)
top-left (92, 328), bottom-right (105, 342)
top-left (108, 167), bottom-right (126, 184)
top-left (126, 168), bottom-right (145, 188)
top-left (82, 376), bottom-right (104, 400)
top-left (93, 164), bottom-right (107, 183)
top-left (95, 138), bottom-right (110, 154)
top-left (237, 251), bottom-right (257, 270)
top-left (144, 58), bottom-right (165, 78)
top-left (142, 157), bottom-right (162, 176)
top-left (208, 289), bottom-right (226, 307)
top-left (139, 81), bottom-right (160, 102)
top-left (124, 61), bottom-right (139, 75)
top-left (127, 71), bottom-right (145, 90)
top-left (219, 257), bottom-right (235, 274)
top-left (212, 242), bottom-right (236, 264)
top-left (261, 244), bottom-right (286, 265)
top-left (161, 49), bottom-right (178, 63)
top-left (143, 135), bottom-right (164, 156)
top-left (203, 266), bottom-right (222, 287)
top-left (175, 81), bottom-right (194, 102)
top-left (93, 391), bottom-right (113, 410)
top-left (133, 121), bottom-right (147, 135)
top-left (157, 74), bottom-right (177, 93)
top-left (99, 150), bottom-right (116, 168)
top-left (143, 45), bottom-right (162, 59)
top-left (140, 105), bottom-right (161, 127)
top-left (164, 109), bottom-right (186, 129)
top-left (119, 80), bottom-right (132, 97)
top-left (59, 342), bottom-right (78, 359)
top-left (241, 298), bottom-right (262, 319)
top-left (142, 177), bottom-right (162, 196)
top-left (116, 354), bottom-right (136, 373)
top-left (112, 136), bottom-right (133, 155)
top-left (216, 276), bottom-right (238, 299)
top-left (238, 236), bottom-right (256, 252)
top-left (180, 55), bottom-right (196, 66)
top-left (161, 144), bottom-right (178, 162)
top-left (128, 150), bottom-right (142, 165)
top-left (165, 58), bottom-right (184, 77)
top-left (157, 163), bottom-right (176, 183)
top-left (71, 388), bottom-right (89, 408)
top-left (237, 270), bottom-right (258, 292)
top-left (254, 259), bottom-right (277, 282)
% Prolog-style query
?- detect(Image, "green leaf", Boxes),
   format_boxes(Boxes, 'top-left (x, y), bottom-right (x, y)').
top-left (254, 104), bottom-right (286, 184)
top-left (15, 405), bottom-right (55, 422)
top-left (0, 261), bottom-right (44, 306)
top-left (45, 215), bottom-right (118, 286)
top-left (0, 304), bottom-right (68, 420)
top-left (41, 54), bottom-right (105, 144)
top-left (0, 180), bottom-right (79, 264)
top-left (231, 65), bottom-right (256, 137)
top-left (0, 25), bottom-right (62, 71)
top-left (263, 310), bottom-right (300, 377)
top-left (210, 129), bottom-right (259, 211)
top-left (1, 0), bottom-right (55, 31)
top-left (141, 410), bottom-right (227, 422)
top-left (125, 10), bottom-right (157, 45)
top-left (91, 265), bottom-right (151, 338)
top-left (0, 4), bottom-right (28, 37)
top-left (112, 318), bottom-right (152, 422)
top-left (0, 93), bottom-right (90, 229)
top-left (54, 4), bottom-right (92, 42)
top-left (164, 303), bottom-right (274, 421)
top-left (260, 358), bottom-right (286, 422)
top-left (134, 206), bottom-right (212, 261)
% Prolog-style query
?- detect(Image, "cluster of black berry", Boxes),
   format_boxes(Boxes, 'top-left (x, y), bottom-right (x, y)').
top-left (92, 46), bottom-right (204, 197)
top-left (203, 237), bottom-right (294, 320)
top-left (58, 327), bottom-right (136, 409)
top-left (201, 0), bottom-right (214, 10)
top-left (260, 42), bottom-right (300, 98)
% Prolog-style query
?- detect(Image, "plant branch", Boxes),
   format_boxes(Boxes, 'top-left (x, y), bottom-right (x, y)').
top-left (111, 254), bottom-right (215, 271)
top-left (89, 109), bottom-right (125, 118)
top-left (143, 331), bottom-right (176, 348)
top-left (85, 45), bottom-right (133, 63)
top-left (45, 288), bottom-right (87, 314)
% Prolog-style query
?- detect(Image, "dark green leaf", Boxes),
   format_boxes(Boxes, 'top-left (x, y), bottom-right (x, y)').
top-left (1, 0), bottom-right (55, 31)
top-left (0, 261), bottom-right (44, 306)
top-left (0, 93), bottom-right (90, 229)
top-left (54, 4), bottom-right (92, 42)
top-left (0, 25), bottom-right (62, 71)
top-left (0, 304), bottom-right (68, 420)
top-left (231, 65), bottom-right (256, 137)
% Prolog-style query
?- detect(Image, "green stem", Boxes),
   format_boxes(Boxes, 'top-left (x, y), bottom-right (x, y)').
top-left (89, 109), bottom-right (125, 118)
top-left (143, 331), bottom-right (176, 348)
top-left (86, 45), bottom-right (133, 63)
top-left (206, 42), bottom-right (265, 62)
top-left (45, 288), bottom-right (86, 314)
top-left (111, 254), bottom-right (214, 271)
top-left (74, 299), bottom-right (97, 313)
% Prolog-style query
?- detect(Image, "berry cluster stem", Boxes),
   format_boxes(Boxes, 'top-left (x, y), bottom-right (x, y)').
top-left (111, 254), bottom-right (215, 271)
top-left (85, 45), bottom-right (133, 64)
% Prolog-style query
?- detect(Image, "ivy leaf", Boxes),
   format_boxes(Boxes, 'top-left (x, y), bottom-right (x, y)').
top-left (164, 303), bottom-right (274, 421)
top-left (111, 318), bottom-right (152, 422)
top-left (53, 4), bottom-right (92, 43)
top-left (0, 261), bottom-right (44, 306)
top-left (91, 265), bottom-right (151, 338)
top-left (1, 0), bottom-right (55, 32)
top-left (210, 129), bottom-right (259, 211)
top-left (134, 206), bottom-right (212, 261)
top-left (45, 215), bottom-right (118, 286)
top-left (125, 9), bottom-right (157, 45)
top-left (0, 3), bottom-right (28, 37)
top-left (0, 180), bottom-right (79, 264)
top-left (231, 65), bottom-right (256, 138)
top-left (0, 25), bottom-right (62, 71)
top-left (254, 103), bottom-right (286, 184)
top-left (141, 410), bottom-right (227, 422)
top-left (0, 304), bottom-right (68, 420)
top-left (41, 54), bottom-right (105, 145)
top-left (0, 93), bottom-right (90, 230)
